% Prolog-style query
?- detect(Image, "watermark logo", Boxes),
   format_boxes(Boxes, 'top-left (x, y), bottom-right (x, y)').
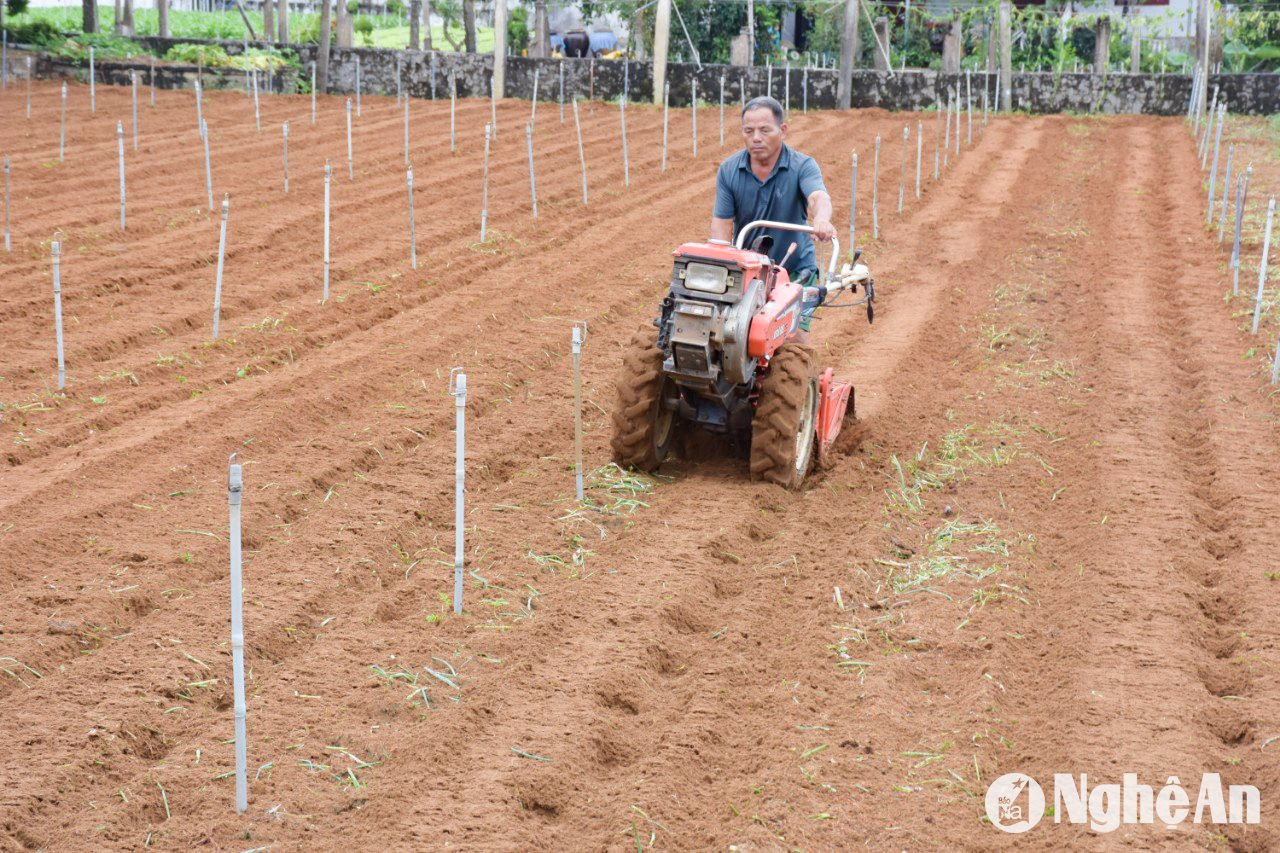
top-left (985, 773), bottom-right (1046, 833)
top-left (985, 773), bottom-right (1260, 833)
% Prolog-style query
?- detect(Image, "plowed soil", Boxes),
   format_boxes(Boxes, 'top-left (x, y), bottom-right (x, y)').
top-left (2, 81), bottom-right (1280, 850)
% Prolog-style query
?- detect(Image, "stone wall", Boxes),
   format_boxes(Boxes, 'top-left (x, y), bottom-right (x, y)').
top-left (19, 35), bottom-right (1280, 116)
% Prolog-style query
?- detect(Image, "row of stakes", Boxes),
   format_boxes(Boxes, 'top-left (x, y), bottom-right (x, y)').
top-left (7, 63), bottom-right (999, 391)
top-left (1187, 71), bottom-right (1278, 383)
top-left (8, 67), bottom-right (993, 817)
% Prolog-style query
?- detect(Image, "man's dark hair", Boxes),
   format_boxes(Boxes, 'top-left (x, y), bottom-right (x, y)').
top-left (741, 96), bottom-right (785, 125)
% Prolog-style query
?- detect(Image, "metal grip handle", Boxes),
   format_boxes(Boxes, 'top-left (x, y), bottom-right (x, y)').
top-left (733, 219), bottom-right (840, 278)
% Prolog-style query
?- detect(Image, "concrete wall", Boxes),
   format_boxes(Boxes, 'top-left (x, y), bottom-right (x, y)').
top-left (20, 35), bottom-right (1280, 116)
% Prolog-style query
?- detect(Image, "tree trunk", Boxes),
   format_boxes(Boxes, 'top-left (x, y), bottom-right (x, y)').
top-left (157, 0), bottom-right (169, 39)
top-left (122, 0), bottom-right (134, 35)
top-left (277, 0), bottom-right (289, 44)
top-left (263, 0), bottom-right (275, 43)
top-left (409, 0), bottom-right (420, 49)
top-left (462, 0), bottom-right (477, 53)
top-left (630, 5), bottom-right (644, 60)
top-left (83, 0), bottom-right (98, 34)
top-left (492, 0), bottom-right (507, 92)
top-left (836, 0), bottom-right (858, 109)
top-left (533, 0), bottom-right (548, 58)
top-left (336, 0), bottom-right (352, 47)
top-left (872, 17), bottom-right (890, 71)
top-left (422, 0), bottom-right (433, 49)
top-left (113, 0), bottom-right (123, 35)
top-left (1094, 16), bottom-right (1110, 74)
top-left (317, 0), bottom-right (333, 92)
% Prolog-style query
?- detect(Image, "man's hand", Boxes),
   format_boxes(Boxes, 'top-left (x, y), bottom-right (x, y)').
top-left (812, 218), bottom-right (836, 243)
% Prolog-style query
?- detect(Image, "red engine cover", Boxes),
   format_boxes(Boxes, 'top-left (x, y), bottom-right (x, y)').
top-left (747, 272), bottom-right (802, 358)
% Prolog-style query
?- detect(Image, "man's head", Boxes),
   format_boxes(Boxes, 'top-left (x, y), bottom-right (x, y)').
top-left (741, 96), bottom-right (787, 163)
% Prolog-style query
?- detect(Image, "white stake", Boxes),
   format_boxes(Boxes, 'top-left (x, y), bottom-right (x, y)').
top-left (573, 99), bottom-right (588, 205)
top-left (323, 162), bottom-right (331, 301)
top-left (407, 165), bottom-right (417, 269)
top-left (661, 81), bottom-right (670, 172)
top-left (531, 67), bottom-right (540, 129)
top-left (226, 453), bottom-right (248, 816)
top-left (195, 78), bottom-right (203, 132)
top-left (784, 62), bottom-right (790, 113)
top-left (310, 62), bottom-right (316, 125)
top-left (1208, 103), bottom-right (1225, 224)
top-left (849, 150), bottom-right (857, 250)
top-left (966, 72), bottom-right (972, 145)
top-left (345, 99), bottom-right (354, 180)
top-left (404, 97), bottom-right (410, 165)
top-left (802, 65), bottom-right (808, 113)
top-left (619, 95), bottom-right (629, 187)
top-left (1273, 326), bottom-right (1280, 385)
top-left (872, 136), bottom-right (880, 239)
top-left (252, 71), bottom-right (261, 132)
top-left (89, 46), bottom-right (95, 113)
top-left (572, 322), bottom-right (587, 502)
top-left (450, 76), bottom-right (456, 152)
top-left (131, 72), bottom-right (139, 150)
top-left (944, 95), bottom-right (951, 168)
top-left (915, 119), bottom-right (922, 199)
top-left (3, 155), bottom-right (9, 252)
top-left (691, 78), bottom-right (697, 159)
top-left (52, 239), bottom-right (65, 391)
top-left (355, 55), bottom-right (361, 117)
top-left (449, 368), bottom-right (466, 615)
top-left (559, 59), bottom-right (565, 123)
top-left (719, 74), bottom-right (725, 146)
top-left (1251, 197), bottom-right (1274, 335)
top-left (201, 119), bottom-right (213, 212)
top-left (526, 122), bottom-right (538, 217)
top-left (212, 194), bottom-right (229, 338)
top-left (282, 122), bottom-right (289, 193)
top-left (396, 54), bottom-right (402, 104)
top-left (59, 82), bottom-right (66, 162)
top-left (490, 74), bottom-right (498, 140)
top-left (1218, 143), bottom-right (1233, 241)
top-left (27, 57), bottom-right (32, 118)
top-left (480, 123), bottom-right (491, 241)
top-left (1232, 167), bottom-right (1251, 296)
top-left (898, 125), bottom-right (907, 213)
top-left (116, 121), bottom-right (126, 231)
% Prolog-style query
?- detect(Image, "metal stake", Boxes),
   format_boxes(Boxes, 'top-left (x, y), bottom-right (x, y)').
top-left (52, 239), bottom-right (65, 390)
top-left (719, 74), bottom-right (725, 146)
top-left (131, 72), bottom-right (139, 150)
top-left (619, 96), bottom-right (629, 187)
top-left (201, 119), bottom-right (213, 212)
top-left (311, 62), bottom-right (316, 125)
top-left (559, 59), bottom-right (565, 123)
top-left (89, 46), bottom-right (95, 113)
top-left (59, 82), bottom-right (66, 162)
top-left (404, 97), bottom-right (410, 165)
top-left (1251, 197), bottom-right (1275, 335)
top-left (661, 82), bottom-right (669, 172)
top-left (227, 453), bottom-right (248, 816)
top-left (573, 99), bottom-right (588, 205)
top-left (531, 67), bottom-right (540, 129)
top-left (449, 368), bottom-right (466, 615)
top-left (872, 136), bottom-right (880, 239)
top-left (212, 195), bottom-right (228, 338)
top-left (116, 121), bottom-right (126, 231)
top-left (450, 75), bottom-right (456, 152)
top-left (898, 125), bottom-right (907, 213)
top-left (407, 166), bottom-right (417, 269)
top-left (252, 71), bottom-right (261, 132)
top-left (282, 122), bottom-right (289, 193)
top-left (572, 322), bottom-right (588, 501)
top-left (480, 123), bottom-right (491, 241)
top-left (323, 163), bottom-right (331, 301)
top-left (1232, 167), bottom-right (1250, 296)
top-left (1208, 103), bottom-right (1225, 223)
top-left (915, 120), bottom-right (922, 199)
top-left (691, 78), bottom-right (697, 158)
top-left (346, 98), bottom-right (353, 180)
top-left (355, 55), bottom-right (361, 117)
top-left (3, 155), bottom-right (9, 252)
top-left (526, 123), bottom-right (538, 217)
top-left (1218, 144), bottom-right (1233, 241)
top-left (849, 151), bottom-right (857, 251)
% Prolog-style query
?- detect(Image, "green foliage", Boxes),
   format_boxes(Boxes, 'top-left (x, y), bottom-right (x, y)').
top-left (354, 14), bottom-right (374, 46)
top-left (54, 32), bottom-right (143, 60)
top-left (163, 42), bottom-right (230, 66)
top-left (7, 0), bottom-right (31, 17)
top-left (2, 17), bottom-right (63, 48)
top-left (507, 4), bottom-right (528, 54)
top-left (386, 0), bottom-right (406, 15)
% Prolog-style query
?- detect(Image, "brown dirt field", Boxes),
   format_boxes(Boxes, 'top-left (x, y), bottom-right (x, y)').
top-left (2, 81), bottom-right (1280, 850)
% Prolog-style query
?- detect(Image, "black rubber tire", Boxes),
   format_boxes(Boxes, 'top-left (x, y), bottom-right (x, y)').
top-left (610, 325), bottom-right (678, 471)
top-left (749, 344), bottom-right (819, 489)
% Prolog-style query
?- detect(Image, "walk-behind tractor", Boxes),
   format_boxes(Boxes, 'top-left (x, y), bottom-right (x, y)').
top-left (611, 220), bottom-right (875, 489)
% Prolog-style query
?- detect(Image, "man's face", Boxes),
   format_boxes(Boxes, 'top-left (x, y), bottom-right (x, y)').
top-left (742, 107), bottom-right (787, 162)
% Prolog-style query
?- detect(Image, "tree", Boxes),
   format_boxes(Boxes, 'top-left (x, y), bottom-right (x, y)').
top-left (462, 0), bottom-right (476, 52)
top-left (317, 0), bottom-right (333, 91)
top-left (82, 0), bottom-right (97, 34)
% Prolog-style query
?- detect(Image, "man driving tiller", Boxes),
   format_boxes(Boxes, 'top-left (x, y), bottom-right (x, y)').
top-left (710, 96), bottom-right (836, 342)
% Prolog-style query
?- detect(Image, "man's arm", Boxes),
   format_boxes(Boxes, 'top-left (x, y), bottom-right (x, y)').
top-left (710, 216), bottom-right (735, 242)
top-left (807, 189), bottom-right (835, 243)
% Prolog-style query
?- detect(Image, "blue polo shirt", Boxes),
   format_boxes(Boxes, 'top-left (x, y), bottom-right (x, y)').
top-left (713, 144), bottom-right (827, 276)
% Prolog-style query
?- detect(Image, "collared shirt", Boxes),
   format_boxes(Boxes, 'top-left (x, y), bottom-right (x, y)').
top-left (713, 144), bottom-right (827, 276)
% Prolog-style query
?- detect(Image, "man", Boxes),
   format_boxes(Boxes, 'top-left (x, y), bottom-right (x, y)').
top-left (710, 96), bottom-right (835, 334)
